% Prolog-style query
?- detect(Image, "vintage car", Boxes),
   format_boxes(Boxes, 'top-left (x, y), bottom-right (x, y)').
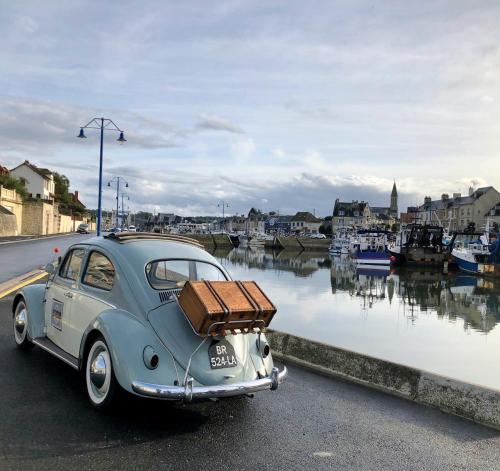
top-left (12, 233), bottom-right (287, 410)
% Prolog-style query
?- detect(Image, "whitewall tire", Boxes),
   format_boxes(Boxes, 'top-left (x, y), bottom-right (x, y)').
top-left (85, 337), bottom-right (117, 410)
top-left (13, 300), bottom-right (33, 350)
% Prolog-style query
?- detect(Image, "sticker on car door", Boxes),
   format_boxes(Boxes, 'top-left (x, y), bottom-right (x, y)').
top-left (51, 300), bottom-right (63, 330)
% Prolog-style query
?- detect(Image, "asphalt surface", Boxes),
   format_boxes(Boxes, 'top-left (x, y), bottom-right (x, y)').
top-left (0, 233), bottom-right (94, 283)
top-left (1, 290), bottom-right (500, 470)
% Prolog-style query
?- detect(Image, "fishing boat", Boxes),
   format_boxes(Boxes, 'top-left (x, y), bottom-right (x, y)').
top-left (451, 233), bottom-right (500, 276)
top-left (352, 230), bottom-right (391, 265)
top-left (388, 224), bottom-right (450, 266)
top-left (329, 234), bottom-right (349, 254)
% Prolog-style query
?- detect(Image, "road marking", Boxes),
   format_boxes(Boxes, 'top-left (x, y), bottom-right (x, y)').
top-left (313, 452), bottom-right (333, 458)
top-left (0, 271), bottom-right (47, 299)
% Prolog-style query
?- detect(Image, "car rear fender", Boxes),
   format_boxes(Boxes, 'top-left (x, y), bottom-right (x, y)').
top-left (13, 284), bottom-right (46, 339)
top-left (80, 309), bottom-right (182, 394)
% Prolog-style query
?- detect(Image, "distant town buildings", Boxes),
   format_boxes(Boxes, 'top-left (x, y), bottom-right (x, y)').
top-left (331, 182), bottom-right (399, 230)
top-left (290, 211), bottom-right (322, 235)
top-left (403, 186), bottom-right (500, 231)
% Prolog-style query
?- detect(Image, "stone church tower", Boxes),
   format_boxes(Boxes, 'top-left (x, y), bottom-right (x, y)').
top-left (390, 181), bottom-right (398, 217)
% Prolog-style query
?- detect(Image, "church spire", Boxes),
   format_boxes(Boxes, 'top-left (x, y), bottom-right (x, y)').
top-left (390, 181), bottom-right (398, 216)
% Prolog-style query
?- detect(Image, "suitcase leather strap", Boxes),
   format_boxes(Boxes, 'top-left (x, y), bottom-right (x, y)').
top-left (203, 280), bottom-right (231, 323)
top-left (236, 281), bottom-right (262, 331)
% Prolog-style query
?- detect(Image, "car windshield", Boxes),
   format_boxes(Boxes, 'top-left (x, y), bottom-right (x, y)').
top-left (145, 259), bottom-right (227, 290)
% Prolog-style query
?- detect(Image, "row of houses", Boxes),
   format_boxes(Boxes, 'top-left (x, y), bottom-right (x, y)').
top-left (400, 186), bottom-right (500, 231)
top-left (0, 161), bottom-right (93, 236)
top-left (330, 182), bottom-right (500, 233)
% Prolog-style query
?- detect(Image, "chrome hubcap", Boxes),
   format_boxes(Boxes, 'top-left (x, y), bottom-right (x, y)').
top-left (14, 305), bottom-right (27, 343)
top-left (90, 353), bottom-right (107, 389)
top-left (86, 341), bottom-right (111, 404)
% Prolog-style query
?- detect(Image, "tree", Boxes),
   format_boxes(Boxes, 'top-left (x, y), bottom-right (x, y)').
top-left (54, 172), bottom-right (71, 204)
top-left (0, 173), bottom-right (28, 199)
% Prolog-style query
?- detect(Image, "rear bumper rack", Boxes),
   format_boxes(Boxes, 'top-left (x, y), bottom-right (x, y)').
top-left (131, 366), bottom-right (287, 402)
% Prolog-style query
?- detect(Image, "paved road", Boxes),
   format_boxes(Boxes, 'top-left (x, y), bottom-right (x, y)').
top-left (1, 290), bottom-right (500, 470)
top-left (0, 233), bottom-right (94, 283)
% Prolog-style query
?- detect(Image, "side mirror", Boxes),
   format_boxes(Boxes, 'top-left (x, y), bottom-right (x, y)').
top-left (45, 263), bottom-right (55, 275)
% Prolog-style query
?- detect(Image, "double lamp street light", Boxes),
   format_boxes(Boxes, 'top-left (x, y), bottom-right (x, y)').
top-left (77, 118), bottom-right (126, 236)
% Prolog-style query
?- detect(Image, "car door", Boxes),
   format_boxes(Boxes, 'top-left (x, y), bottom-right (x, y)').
top-left (45, 247), bottom-right (86, 354)
top-left (67, 250), bottom-right (117, 358)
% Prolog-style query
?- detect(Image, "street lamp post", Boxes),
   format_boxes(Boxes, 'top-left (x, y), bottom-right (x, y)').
top-left (77, 118), bottom-right (126, 236)
top-left (120, 193), bottom-right (130, 230)
top-left (218, 201), bottom-right (229, 232)
top-left (107, 177), bottom-right (129, 228)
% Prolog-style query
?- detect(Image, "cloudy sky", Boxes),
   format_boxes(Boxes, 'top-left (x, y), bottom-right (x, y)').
top-left (1, 0), bottom-right (499, 217)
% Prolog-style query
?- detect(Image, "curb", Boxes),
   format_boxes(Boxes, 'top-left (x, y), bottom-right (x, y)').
top-left (267, 329), bottom-right (500, 431)
top-left (0, 269), bottom-right (47, 299)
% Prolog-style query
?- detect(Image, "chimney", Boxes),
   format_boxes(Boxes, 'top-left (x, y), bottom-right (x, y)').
top-left (469, 186), bottom-right (474, 196)
top-left (424, 196), bottom-right (432, 204)
top-left (441, 193), bottom-right (449, 201)
top-left (453, 192), bottom-right (461, 199)
top-left (74, 190), bottom-right (79, 201)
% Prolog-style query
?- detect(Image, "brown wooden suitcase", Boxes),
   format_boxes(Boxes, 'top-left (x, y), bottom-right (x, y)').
top-left (177, 280), bottom-right (277, 336)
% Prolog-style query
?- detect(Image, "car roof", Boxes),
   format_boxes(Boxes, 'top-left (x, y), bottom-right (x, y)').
top-left (72, 235), bottom-right (218, 267)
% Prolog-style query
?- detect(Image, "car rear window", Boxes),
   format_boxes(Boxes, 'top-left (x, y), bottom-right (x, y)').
top-left (82, 251), bottom-right (115, 291)
top-left (146, 260), bottom-right (227, 289)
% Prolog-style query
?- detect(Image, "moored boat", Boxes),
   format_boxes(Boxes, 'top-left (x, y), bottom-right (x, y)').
top-left (352, 230), bottom-right (391, 265)
top-left (388, 224), bottom-right (450, 267)
top-left (452, 231), bottom-right (500, 276)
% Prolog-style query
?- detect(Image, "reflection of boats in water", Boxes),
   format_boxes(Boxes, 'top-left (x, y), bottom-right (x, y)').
top-left (387, 268), bottom-right (500, 332)
top-left (330, 255), bottom-right (389, 307)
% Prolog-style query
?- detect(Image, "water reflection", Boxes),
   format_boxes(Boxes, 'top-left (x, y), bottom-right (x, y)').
top-left (215, 247), bottom-right (500, 389)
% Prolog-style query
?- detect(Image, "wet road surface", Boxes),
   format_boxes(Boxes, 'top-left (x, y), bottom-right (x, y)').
top-left (0, 233), bottom-right (93, 283)
top-left (1, 289), bottom-right (500, 470)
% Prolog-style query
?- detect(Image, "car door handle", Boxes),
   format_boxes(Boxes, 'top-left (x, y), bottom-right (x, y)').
top-left (64, 292), bottom-right (73, 299)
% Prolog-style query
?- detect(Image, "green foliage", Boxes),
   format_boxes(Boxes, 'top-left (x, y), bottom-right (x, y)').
top-left (54, 172), bottom-right (71, 204)
top-left (0, 174), bottom-right (28, 199)
top-left (319, 222), bottom-right (332, 236)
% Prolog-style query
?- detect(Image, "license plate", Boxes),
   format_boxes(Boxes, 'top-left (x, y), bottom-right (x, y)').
top-left (209, 339), bottom-right (238, 369)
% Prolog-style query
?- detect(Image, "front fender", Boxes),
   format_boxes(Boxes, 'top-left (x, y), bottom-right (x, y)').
top-left (14, 284), bottom-right (46, 339)
top-left (80, 309), bottom-right (182, 394)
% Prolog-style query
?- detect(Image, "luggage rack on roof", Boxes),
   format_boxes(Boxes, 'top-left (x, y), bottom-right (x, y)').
top-left (104, 232), bottom-right (205, 249)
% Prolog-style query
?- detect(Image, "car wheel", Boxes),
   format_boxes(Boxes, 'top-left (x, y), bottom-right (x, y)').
top-left (13, 299), bottom-right (33, 350)
top-left (85, 336), bottom-right (117, 410)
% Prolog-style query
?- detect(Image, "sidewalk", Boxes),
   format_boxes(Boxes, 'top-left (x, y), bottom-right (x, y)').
top-left (0, 232), bottom-right (81, 245)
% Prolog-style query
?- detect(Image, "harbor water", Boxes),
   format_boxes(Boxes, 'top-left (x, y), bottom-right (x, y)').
top-left (212, 247), bottom-right (500, 390)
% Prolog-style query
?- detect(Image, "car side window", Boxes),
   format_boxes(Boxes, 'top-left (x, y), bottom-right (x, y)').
top-left (82, 252), bottom-right (115, 291)
top-left (59, 249), bottom-right (86, 281)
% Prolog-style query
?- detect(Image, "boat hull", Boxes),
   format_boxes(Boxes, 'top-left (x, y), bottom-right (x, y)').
top-left (353, 250), bottom-right (391, 266)
top-left (453, 252), bottom-right (499, 277)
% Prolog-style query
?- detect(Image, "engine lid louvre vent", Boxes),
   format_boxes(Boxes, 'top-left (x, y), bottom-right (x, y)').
top-left (159, 289), bottom-right (182, 303)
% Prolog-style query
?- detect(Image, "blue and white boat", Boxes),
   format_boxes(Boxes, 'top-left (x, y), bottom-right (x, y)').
top-left (329, 230), bottom-right (351, 255)
top-left (452, 236), bottom-right (500, 276)
top-left (352, 230), bottom-right (391, 266)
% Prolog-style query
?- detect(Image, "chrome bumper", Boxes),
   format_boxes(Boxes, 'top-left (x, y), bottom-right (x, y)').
top-left (131, 366), bottom-right (287, 402)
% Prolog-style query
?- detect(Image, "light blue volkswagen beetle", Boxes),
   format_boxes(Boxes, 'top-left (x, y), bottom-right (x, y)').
top-left (12, 233), bottom-right (287, 410)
